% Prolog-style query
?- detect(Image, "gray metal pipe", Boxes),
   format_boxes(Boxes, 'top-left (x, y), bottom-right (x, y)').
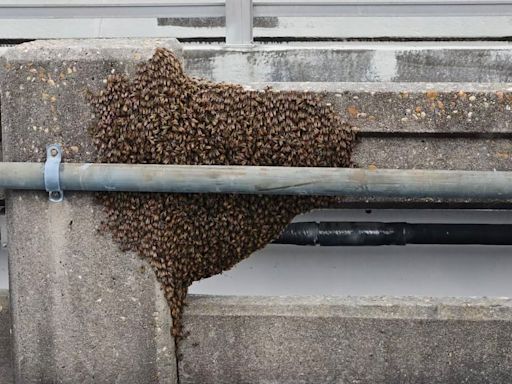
top-left (0, 162), bottom-right (511, 199)
top-left (0, 2), bottom-right (225, 19)
top-left (2, 1), bottom-right (512, 19)
top-left (254, 1), bottom-right (512, 17)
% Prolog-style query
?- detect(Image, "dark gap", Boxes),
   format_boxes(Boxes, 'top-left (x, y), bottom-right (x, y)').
top-left (177, 37), bottom-right (225, 43)
top-left (254, 36), bottom-right (512, 43)
top-left (0, 39), bottom-right (33, 45)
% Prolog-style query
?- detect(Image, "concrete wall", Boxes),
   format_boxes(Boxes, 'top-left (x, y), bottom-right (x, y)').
top-left (182, 43), bottom-right (512, 382)
top-left (3, 42), bottom-right (512, 297)
top-left (1, 39), bottom-right (180, 384)
top-left (3, 286), bottom-right (512, 383)
top-left (183, 42), bottom-right (512, 83)
top-left (1, 39), bottom-right (512, 383)
top-left (180, 296), bottom-right (512, 384)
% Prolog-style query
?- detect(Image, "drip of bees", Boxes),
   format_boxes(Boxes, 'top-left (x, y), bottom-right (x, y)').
top-left (88, 48), bottom-right (355, 338)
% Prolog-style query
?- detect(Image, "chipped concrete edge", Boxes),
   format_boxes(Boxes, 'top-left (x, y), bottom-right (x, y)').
top-left (185, 295), bottom-right (512, 321)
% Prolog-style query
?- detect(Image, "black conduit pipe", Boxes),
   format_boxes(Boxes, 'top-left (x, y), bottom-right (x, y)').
top-left (273, 222), bottom-right (512, 246)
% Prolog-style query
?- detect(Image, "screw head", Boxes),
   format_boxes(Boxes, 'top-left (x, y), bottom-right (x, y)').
top-left (50, 148), bottom-right (58, 157)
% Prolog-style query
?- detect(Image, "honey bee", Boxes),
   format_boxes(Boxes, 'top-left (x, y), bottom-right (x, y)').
top-left (89, 47), bottom-right (355, 340)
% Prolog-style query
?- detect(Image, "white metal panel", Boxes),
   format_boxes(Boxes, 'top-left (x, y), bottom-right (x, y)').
top-left (1, 1), bottom-right (512, 41)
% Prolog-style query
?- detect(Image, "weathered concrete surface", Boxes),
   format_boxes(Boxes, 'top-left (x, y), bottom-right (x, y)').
top-left (0, 290), bottom-right (13, 384)
top-left (349, 137), bottom-right (512, 205)
top-left (184, 43), bottom-right (512, 83)
top-left (180, 295), bottom-right (512, 384)
top-left (353, 137), bottom-right (512, 171)
top-left (1, 39), bottom-right (180, 384)
top-left (249, 82), bottom-right (512, 133)
top-left (244, 82), bottom-right (512, 204)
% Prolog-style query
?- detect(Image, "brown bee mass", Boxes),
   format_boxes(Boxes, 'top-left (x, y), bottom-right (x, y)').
top-left (88, 48), bottom-right (355, 338)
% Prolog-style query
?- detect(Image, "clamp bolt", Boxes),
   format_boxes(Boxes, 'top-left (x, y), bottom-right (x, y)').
top-left (45, 144), bottom-right (64, 203)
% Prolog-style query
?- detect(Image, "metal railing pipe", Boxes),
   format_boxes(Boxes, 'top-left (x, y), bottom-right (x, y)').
top-left (254, 1), bottom-right (512, 18)
top-left (3, 1), bottom-right (512, 19)
top-left (0, 2), bottom-right (225, 19)
top-left (0, 162), bottom-right (511, 199)
top-left (0, 163), bottom-right (45, 191)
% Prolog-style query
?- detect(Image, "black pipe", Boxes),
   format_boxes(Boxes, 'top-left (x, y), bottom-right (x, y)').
top-left (273, 222), bottom-right (512, 246)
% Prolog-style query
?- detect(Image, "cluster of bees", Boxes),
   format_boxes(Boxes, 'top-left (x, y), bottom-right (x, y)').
top-left (89, 47), bottom-right (355, 338)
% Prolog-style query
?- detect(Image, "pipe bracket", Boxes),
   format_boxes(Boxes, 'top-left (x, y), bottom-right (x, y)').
top-left (44, 144), bottom-right (63, 202)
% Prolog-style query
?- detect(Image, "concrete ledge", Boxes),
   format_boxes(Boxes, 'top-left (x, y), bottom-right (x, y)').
top-left (250, 82), bottom-right (512, 134)
top-left (183, 295), bottom-right (512, 320)
top-left (353, 137), bottom-right (512, 171)
top-left (346, 137), bottom-right (512, 205)
top-left (180, 295), bottom-right (512, 384)
top-left (184, 43), bottom-right (512, 83)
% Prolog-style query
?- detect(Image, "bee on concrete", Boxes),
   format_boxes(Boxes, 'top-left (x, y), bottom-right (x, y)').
top-left (88, 47), bottom-right (355, 339)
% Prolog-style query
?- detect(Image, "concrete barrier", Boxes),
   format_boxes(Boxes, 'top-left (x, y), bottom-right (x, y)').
top-left (180, 295), bottom-right (512, 384)
top-left (250, 82), bottom-right (512, 134)
top-left (1, 39), bottom-right (180, 384)
top-left (4, 290), bottom-right (512, 383)
top-left (184, 43), bottom-right (512, 83)
top-left (2, 38), bottom-right (512, 382)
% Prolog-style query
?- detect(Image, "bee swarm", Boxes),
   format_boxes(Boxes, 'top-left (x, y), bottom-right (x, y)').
top-left (88, 48), bottom-right (355, 338)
